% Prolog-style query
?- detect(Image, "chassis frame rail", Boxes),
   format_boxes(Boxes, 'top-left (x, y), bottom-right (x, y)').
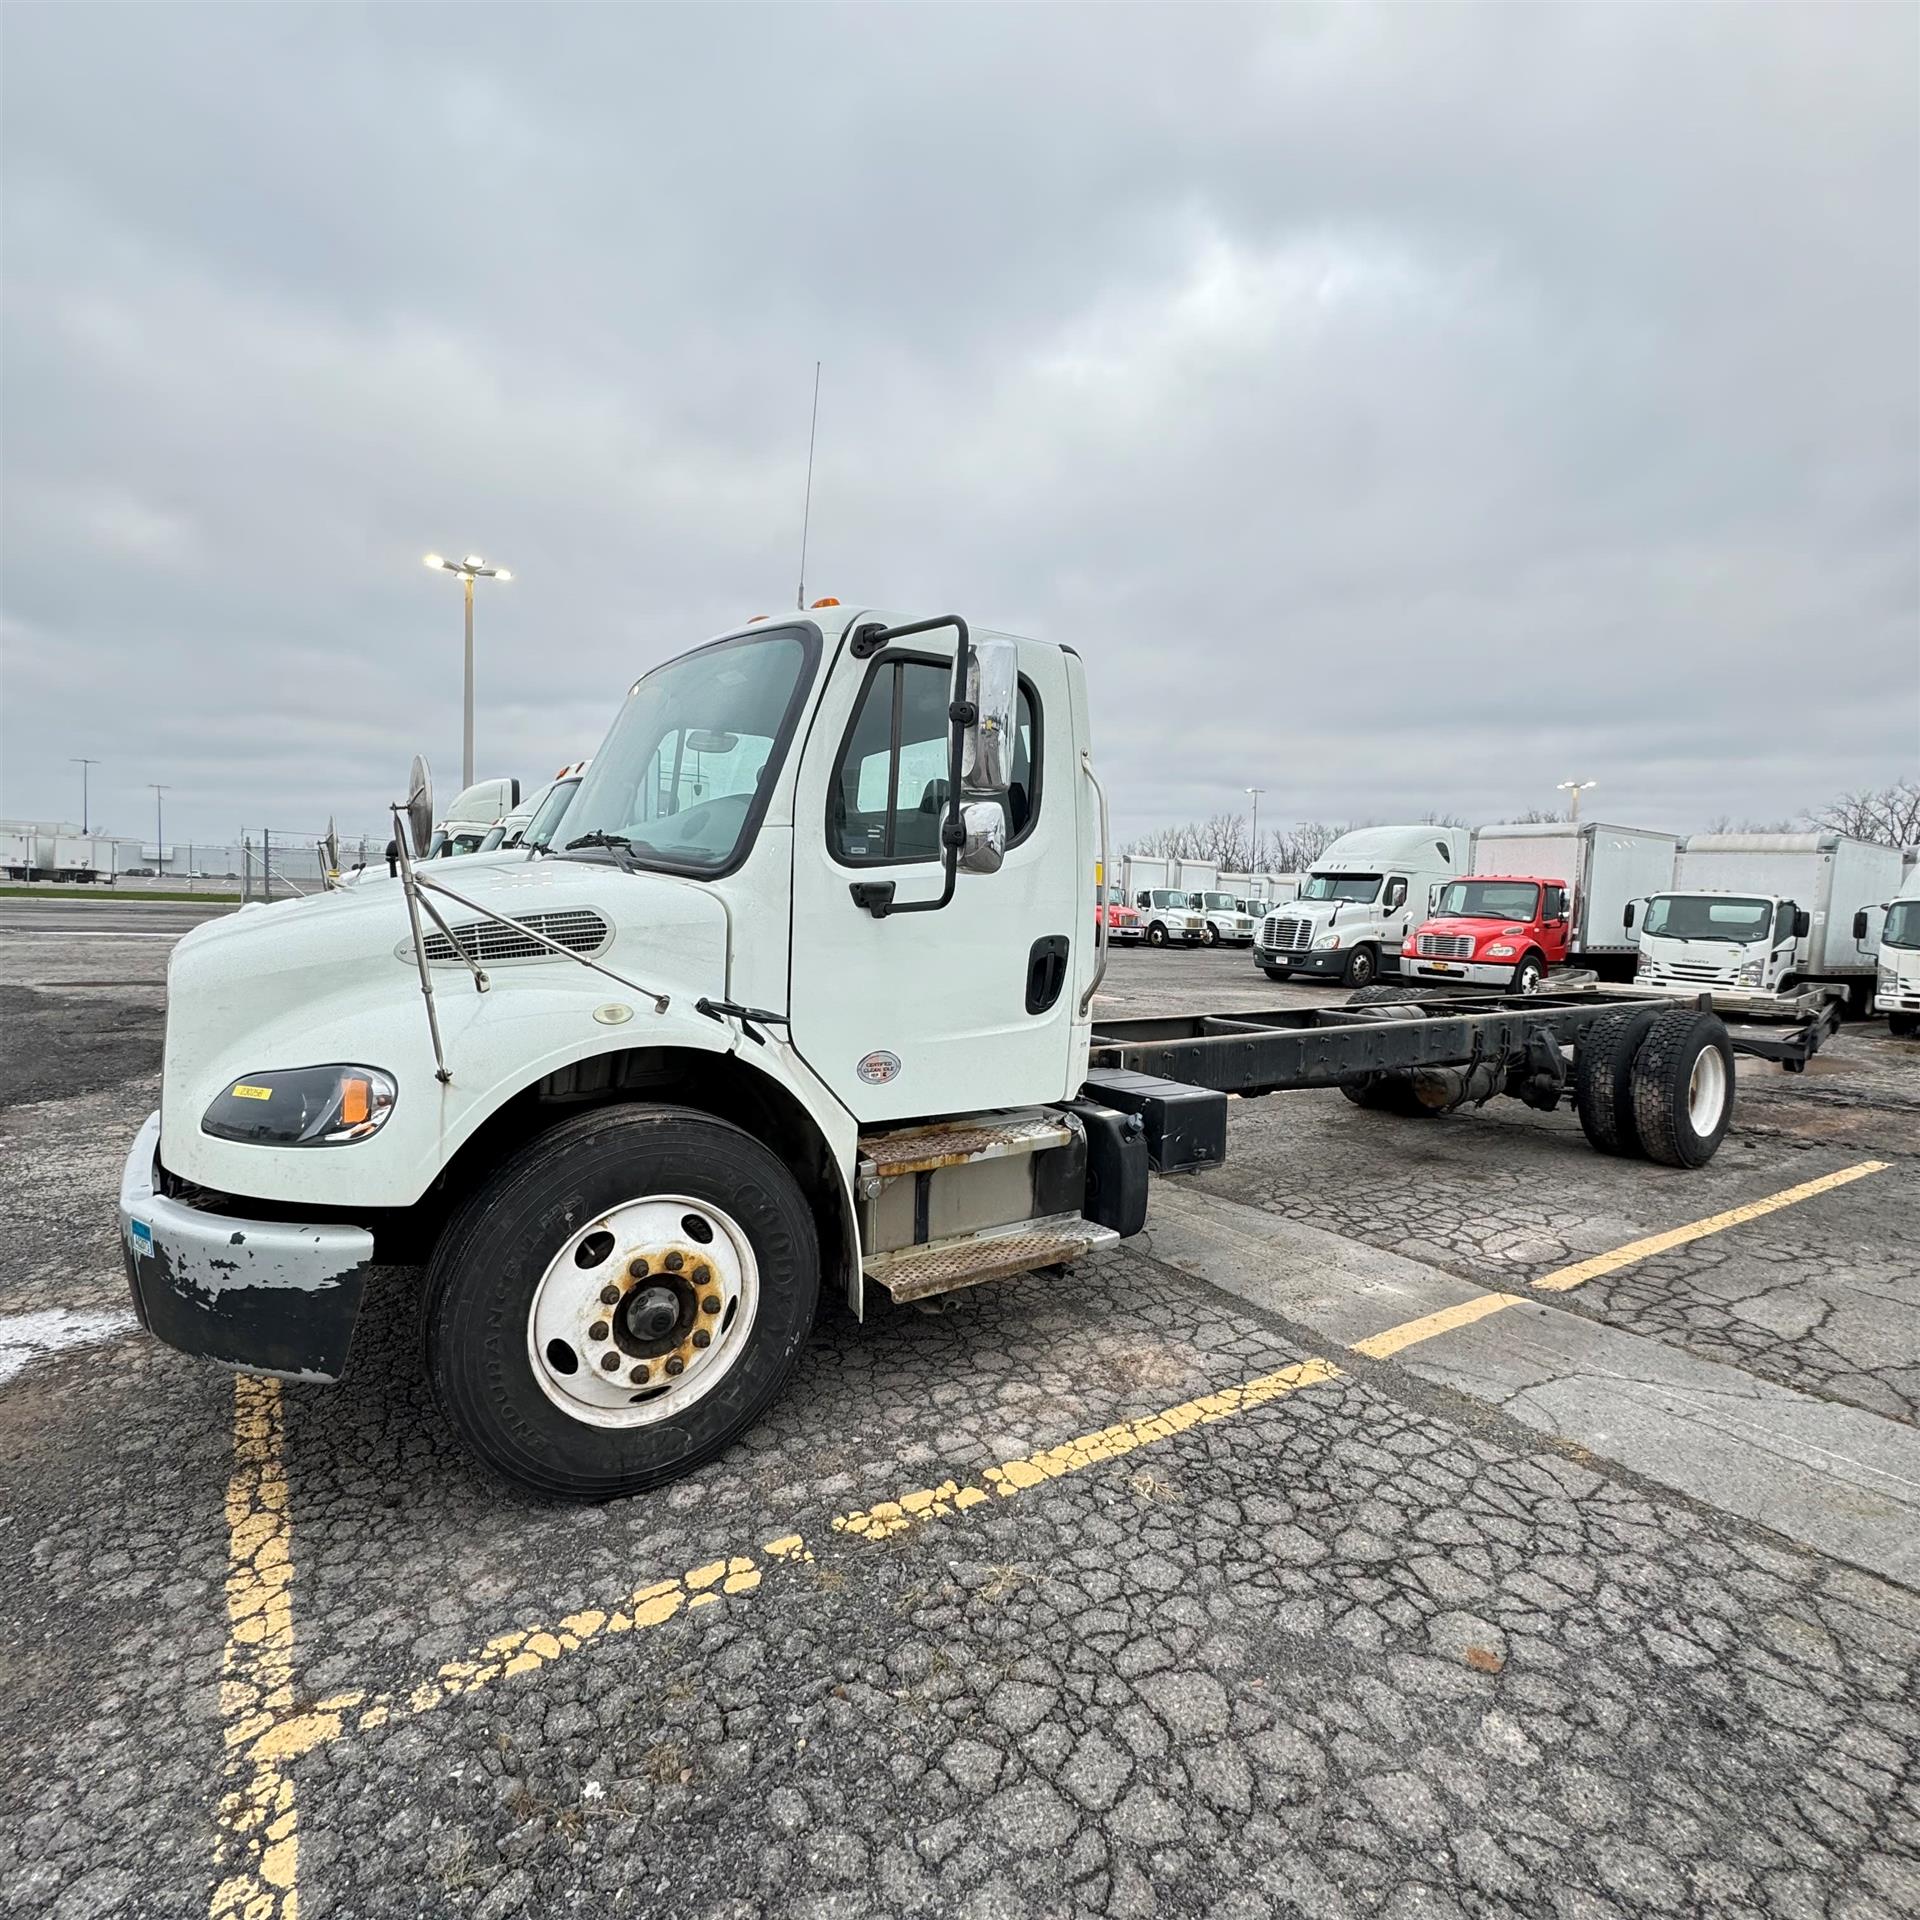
top-left (1087, 988), bottom-right (1830, 1094)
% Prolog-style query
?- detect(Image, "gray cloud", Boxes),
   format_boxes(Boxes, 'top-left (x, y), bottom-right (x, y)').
top-left (3, 3), bottom-right (1915, 850)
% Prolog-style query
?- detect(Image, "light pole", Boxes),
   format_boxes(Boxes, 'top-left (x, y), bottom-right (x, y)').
top-left (148, 784), bottom-right (170, 871)
top-left (424, 552), bottom-right (512, 790)
top-left (70, 758), bottom-right (100, 834)
top-left (1557, 779), bottom-right (1597, 822)
top-left (1244, 786), bottom-right (1266, 869)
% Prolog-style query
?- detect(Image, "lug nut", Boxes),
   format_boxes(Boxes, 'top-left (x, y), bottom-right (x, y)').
top-left (664, 1251), bottom-right (684, 1272)
top-left (629, 1363), bottom-right (649, 1384)
top-left (665, 1356), bottom-right (685, 1376)
top-left (693, 1263), bottom-right (711, 1285)
top-left (600, 1352), bottom-right (620, 1372)
top-left (589, 1321), bottom-right (610, 1341)
top-left (691, 1329), bottom-right (711, 1349)
top-left (599, 1285), bottom-right (620, 1306)
top-left (628, 1257), bottom-right (649, 1279)
top-left (701, 1294), bottom-right (721, 1314)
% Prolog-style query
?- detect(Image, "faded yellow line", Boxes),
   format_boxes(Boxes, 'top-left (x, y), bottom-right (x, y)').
top-left (1350, 1291), bottom-right (1527, 1359)
top-left (1532, 1160), bottom-right (1889, 1293)
top-left (833, 1356), bottom-right (1342, 1541)
top-left (209, 1376), bottom-right (300, 1920)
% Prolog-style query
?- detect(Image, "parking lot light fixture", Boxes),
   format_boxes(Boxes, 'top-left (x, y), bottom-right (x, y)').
top-left (1557, 779), bottom-right (1598, 823)
top-left (424, 550), bottom-right (512, 789)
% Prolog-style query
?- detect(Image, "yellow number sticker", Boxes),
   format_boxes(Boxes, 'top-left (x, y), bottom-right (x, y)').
top-left (231, 1083), bottom-right (274, 1101)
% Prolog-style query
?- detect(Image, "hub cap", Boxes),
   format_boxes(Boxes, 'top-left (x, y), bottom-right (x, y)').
top-left (1687, 1047), bottom-right (1728, 1134)
top-left (527, 1195), bottom-right (759, 1429)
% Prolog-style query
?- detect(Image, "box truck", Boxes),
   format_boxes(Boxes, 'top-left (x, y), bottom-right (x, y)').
top-left (1253, 826), bottom-right (1470, 987)
top-left (1631, 833), bottom-right (1906, 1011)
top-left (1116, 855), bottom-right (1206, 946)
top-left (1866, 880), bottom-right (1920, 1037)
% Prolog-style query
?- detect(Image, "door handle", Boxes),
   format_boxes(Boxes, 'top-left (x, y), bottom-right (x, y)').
top-left (1027, 936), bottom-right (1070, 1014)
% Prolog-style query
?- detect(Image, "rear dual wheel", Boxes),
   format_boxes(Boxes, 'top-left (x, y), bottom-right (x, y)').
top-left (423, 1106), bottom-right (819, 1500)
top-left (1575, 1008), bottom-right (1734, 1167)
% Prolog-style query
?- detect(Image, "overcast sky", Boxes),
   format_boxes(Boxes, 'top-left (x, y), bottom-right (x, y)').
top-left (3, 3), bottom-right (1915, 852)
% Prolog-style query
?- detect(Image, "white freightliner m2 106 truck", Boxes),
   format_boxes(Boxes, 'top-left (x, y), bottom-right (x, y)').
top-left (119, 607), bottom-right (1804, 1499)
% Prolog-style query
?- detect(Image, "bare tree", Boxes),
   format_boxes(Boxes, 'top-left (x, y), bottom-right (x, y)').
top-left (1806, 781), bottom-right (1920, 849)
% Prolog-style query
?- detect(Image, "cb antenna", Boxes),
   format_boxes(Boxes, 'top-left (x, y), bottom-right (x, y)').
top-left (796, 359), bottom-right (821, 610)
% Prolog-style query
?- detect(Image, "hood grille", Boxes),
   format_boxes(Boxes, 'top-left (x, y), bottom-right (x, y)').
top-left (1415, 933), bottom-right (1475, 958)
top-left (1263, 913), bottom-right (1313, 952)
top-left (419, 908), bottom-right (611, 965)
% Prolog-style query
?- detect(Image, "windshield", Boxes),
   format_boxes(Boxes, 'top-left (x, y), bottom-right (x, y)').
top-left (559, 627), bottom-right (816, 874)
top-left (1299, 872), bottom-right (1380, 904)
top-left (1098, 886), bottom-right (1133, 908)
top-left (1145, 890), bottom-right (1188, 909)
top-left (1643, 894), bottom-right (1773, 942)
top-left (523, 778), bottom-right (581, 851)
top-left (477, 825), bottom-right (508, 853)
top-left (1435, 880), bottom-right (1539, 921)
top-left (1201, 893), bottom-right (1239, 912)
top-left (1884, 901), bottom-right (1920, 950)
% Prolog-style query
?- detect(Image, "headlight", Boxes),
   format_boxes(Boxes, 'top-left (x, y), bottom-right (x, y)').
top-left (1315, 931), bottom-right (1343, 950)
top-left (202, 1065), bottom-right (398, 1146)
top-left (1635, 952), bottom-right (1652, 977)
top-left (1736, 961), bottom-right (1764, 986)
top-left (1486, 944), bottom-right (1516, 958)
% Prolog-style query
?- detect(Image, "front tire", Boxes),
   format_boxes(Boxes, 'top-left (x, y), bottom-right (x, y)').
top-left (1146, 922), bottom-right (1167, 948)
top-left (1511, 952), bottom-right (1545, 994)
top-left (1263, 965), bottom-right (1291, 981)
top-left (1202, 923), bottom-right (1220, 947)
top-left (423, 1105), bottom-right (819, 1500)
top-left (1891, 1012), bottom-right (1919, 1039)
top-left (1343, 945), bottom-right (1378, 989)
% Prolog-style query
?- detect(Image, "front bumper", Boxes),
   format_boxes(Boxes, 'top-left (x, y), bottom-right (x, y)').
top-left (1403, 957), bottom-right (1513, 988)
top-left (1253, 945), bottom-right (1346, 975)
top-left (1109, 926), bottom-right (1144, 943)
top-left (119, 1110), bottom-right (374, 1381)
top-left (1876, 989), bottom-right (1920, 1015)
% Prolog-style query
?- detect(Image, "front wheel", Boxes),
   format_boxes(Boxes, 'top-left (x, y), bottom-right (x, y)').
top-left (1202, 923), bottom-right (1220, 947)
top-left (1343, 945), bottom-right (1378, 989)
top-left (423, 1105), bottom-right (820, 1499)
top-left (1146, 922), bottom-right (1167, 948)
top-left (1889, 1012), bottom-right (1918, 1039)
top-left (1511, 953), bottom-right (1545, 995)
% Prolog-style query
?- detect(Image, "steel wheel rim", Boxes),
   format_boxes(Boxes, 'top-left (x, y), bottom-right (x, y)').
top-left (1520, 963), bottom-right (1542, 994)
top-left (1687, 1047), bottom-right (1728, 1134)
top-left (527, 1193), bottom-right (760, 1429)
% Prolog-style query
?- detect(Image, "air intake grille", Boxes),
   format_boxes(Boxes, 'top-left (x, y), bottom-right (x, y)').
top-left (1262, 913), bottom-right (1313, 953)
top-left (1416, 933), bottom-right (1475, 958)
top-left (420, 908), bottom-right (611, 965)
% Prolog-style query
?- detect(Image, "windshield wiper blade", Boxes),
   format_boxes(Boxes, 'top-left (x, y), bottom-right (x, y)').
top-left (564, 830), bottom-right (639, 869)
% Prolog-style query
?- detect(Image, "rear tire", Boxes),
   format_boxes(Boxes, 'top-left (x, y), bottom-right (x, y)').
top-left (423, 1105), bottom-right (819, 1500)
top-left (1344, 945), bottom-right (1379, 989)
top-left (1891, 1012), bottom-right (1919, 1039)
top-left (1339, 989), bottom-right (1430, 1114)
top-left (1630, 1010), bottom-right (1736, 1168)
top-left (1346, 984), bottom-right (1418, 1006)
top-left (1573, 1008), bottom-right (1661, 1157)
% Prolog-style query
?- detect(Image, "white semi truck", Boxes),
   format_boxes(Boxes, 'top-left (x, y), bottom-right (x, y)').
top-left (1253, 826), bottom-right (1470, 987)
top-left (1866, 881), bottom-right (1920, 1037)
top-left (1629, 833), bottom-right (1904, 1013)
top-left (120, 605), bottom-right (1807, 1499)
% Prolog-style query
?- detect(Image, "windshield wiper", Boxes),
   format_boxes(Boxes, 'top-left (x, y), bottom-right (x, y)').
top-left (564, 830), bottom-right (640, 870)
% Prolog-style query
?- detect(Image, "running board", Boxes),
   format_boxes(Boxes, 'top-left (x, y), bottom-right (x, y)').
top-left (863, 1214), bottom-right (1119, 1304)
top-left (858, 1111), bottom-right (1077, 1183)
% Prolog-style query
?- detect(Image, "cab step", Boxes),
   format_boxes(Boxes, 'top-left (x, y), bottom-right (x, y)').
top-left (857, 1110), bottom-right (1076, 1183)
top-left (863, 1213), bottom-right (1119, 1304)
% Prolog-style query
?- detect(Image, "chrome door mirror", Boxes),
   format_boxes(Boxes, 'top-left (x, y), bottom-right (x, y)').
top-left (956, 800), bottom-right (1006, 874)
top-left (406, 755), bottom-right (434, 857)
top-left (961, 636), bottom-right (1018, 798)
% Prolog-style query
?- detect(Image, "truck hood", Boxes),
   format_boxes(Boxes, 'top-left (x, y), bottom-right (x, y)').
top-left (1414, 916), bottom-right (1528, 944)
top-left (161, 860), bottom-right (730, 1180)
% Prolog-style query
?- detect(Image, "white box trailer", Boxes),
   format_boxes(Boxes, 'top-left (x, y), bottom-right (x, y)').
top-left (1471, 822), bottom-right (1676, 976)
top-left (51, 834), bottom-right (108, 881)
top-left (1, 824), bottom-right (37, 878)
top-left (1641, 833), bottom-right (1906, 1002)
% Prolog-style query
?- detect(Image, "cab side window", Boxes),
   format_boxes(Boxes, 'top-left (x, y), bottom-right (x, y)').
top-left (1544, 886), bottom-right (1568, 921)
top-left (830, 657), bottom-right (1038, 863)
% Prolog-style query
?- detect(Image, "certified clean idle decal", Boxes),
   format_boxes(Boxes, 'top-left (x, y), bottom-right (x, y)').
top-left (856, 1050), bottom-right (902, 1086)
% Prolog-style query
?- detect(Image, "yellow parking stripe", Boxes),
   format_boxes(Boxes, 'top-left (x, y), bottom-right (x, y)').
top-left (1531, 1160), bottom-right (1888, 1293)
top-left (1350, 1292), bottom-right (1527, 1358)
top-left (209, 1377), bottom-right (301, 1920)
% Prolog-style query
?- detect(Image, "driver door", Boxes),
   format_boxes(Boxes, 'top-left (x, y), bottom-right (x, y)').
top-left (787, 630), bottom-right (1083, 1124)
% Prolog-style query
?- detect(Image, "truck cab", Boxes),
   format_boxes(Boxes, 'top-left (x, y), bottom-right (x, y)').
top-left (1866, 886), bottom-right (1920, 1036)
top-left (1629, 890), bottom-right (1808, 995)
top-left (1404, 875), bottom-right (1569, 993)
top-left (1189, 890), bottom-right (1255, 947)
top-left (1096, 883), bottom-right (1143, 943)
top-left (1134, 887), bottom-right (1205, 947)
top-left (1254, 825), bottom-right (1469, 987)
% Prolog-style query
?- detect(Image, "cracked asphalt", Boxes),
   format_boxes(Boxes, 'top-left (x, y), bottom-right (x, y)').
top-left (3, 921), bottom-right (1918, 1919)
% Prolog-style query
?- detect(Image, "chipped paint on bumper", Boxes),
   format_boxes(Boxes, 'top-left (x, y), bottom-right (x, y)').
top-left (119, 1110), bottom-right (374, 1382)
